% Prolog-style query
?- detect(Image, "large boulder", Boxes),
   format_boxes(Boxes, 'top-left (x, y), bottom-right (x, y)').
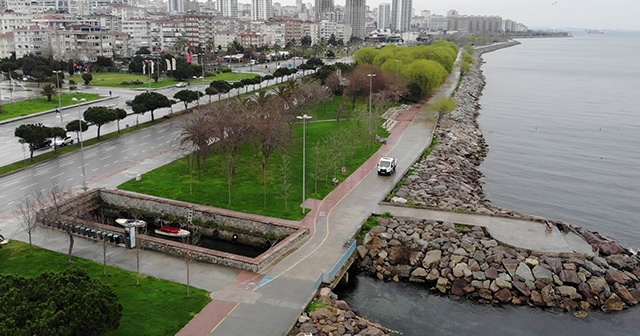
top-left (515, 262), bottom-right (535, 282)
top-left (602, 294), bottom-right (626, 312)
top-left (613, 283), bottom-right (638, 306)
top-left (532, 265), bottom-right (554, 283)
top-left (495, 288), bottom-right (512, 303)
top-left (559, 269), bottom-right (581, 285)
top-left (606, 269), bottom-right (632, 285)
top-left (422, 250), bottom-right (442, 269)
top-left (587, 276), bottom-right (610, 295)
top-left (502, 259), bottom-right (519, 277)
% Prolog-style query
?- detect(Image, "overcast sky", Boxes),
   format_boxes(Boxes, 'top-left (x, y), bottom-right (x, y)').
top-left (278, 0), bottom-right (640, 31)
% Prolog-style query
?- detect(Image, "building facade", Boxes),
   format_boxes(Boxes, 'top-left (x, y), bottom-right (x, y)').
top-left (344, 0), bottom-right (365, 39)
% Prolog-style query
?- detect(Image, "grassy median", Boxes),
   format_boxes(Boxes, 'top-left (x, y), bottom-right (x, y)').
top-left (68, 72), bottom-right (258, 88)
top-left (0, 241), bottom-right (210, 335)
top-left (0, 93), bottom-right (101, 122)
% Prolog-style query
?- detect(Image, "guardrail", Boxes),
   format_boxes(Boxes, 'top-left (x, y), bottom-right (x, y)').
top-left (323, 239), bottom-right (357, 284)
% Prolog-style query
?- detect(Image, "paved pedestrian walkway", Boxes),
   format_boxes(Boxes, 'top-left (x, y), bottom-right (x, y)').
top-left (375, 204), bottom-right (594, 257)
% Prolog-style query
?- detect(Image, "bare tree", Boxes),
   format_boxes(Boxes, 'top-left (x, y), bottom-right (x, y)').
top-left (206, 100), bottom-right (252, 204)
top-left (36, 185), bottom-right (74, 264)
top-left (278, 152), bottom-right (295, 214)
top-left (179, 113), bottom-right (213, 179)
top-left (182, 224), bottom-right (202, 297)
top-left (251, 99), bottom-right (289, 208)
top-left (14, 195), bottom-right (40, 254)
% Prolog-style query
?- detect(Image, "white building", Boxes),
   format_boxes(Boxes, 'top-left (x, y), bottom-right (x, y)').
top-left (377, 3), bottom-right (390, 30)
top-left (14, 25), bottom-right (50, 59)
top-left (217, 0), bottom-right (238, 18)
top-left (251, 0), bottom-right (273, 21)
top-left (390, 0), bottom-right (411, 32)
top-left (344, 0), bottom-right (365, 39)
top-left (0, 32), bottom-right (15, 58)
top-left (167, 0), bottom-right (185, 14)
top-left (0, 11), bottom-right (33, 34)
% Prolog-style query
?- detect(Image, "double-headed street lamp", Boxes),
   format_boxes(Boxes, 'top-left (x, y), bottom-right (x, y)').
top-left (296, 114), bottom-right (312, 215)
top-left (53, 70), bottom-right (63, 125)
top-left (367, 73), bottom-right (376, 137)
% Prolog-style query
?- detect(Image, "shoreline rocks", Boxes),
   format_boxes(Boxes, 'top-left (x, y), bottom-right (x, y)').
top-left (290, 288), bottom-right (390, 336)
top-left (369, 44), bottom-right (640, 315)
top-left (358, 217), bottom-right (640, 314)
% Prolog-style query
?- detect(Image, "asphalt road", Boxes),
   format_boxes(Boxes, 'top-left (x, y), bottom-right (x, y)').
top-left (0, 64), bottom-right (318, 168)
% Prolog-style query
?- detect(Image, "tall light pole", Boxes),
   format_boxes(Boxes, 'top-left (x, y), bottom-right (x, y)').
top-left (78, 109), bottom-right (87, 191)
top-left (296, 114), bottom-right (312, 215)
top-left (367, 73), bottom-right (376, 137)
top-left (146, 60), bottom-right (152, 92)
top-left (53, 70), bottom-right (63, 125)
top-left (395, 59), bottom-right (402, 79)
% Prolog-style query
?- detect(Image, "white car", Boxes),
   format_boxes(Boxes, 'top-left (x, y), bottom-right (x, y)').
top-left (175, 82), bottom-right (187, 87)
top-left (377, 156), bottom-right (397, 175)
top-left (52, 136), bottom-right (74, 148)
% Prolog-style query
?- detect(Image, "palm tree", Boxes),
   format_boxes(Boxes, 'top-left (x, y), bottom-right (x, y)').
top-left (40, 83), bottom-right (58, 102)
top-left (173, 37), bottom-right (189, 55)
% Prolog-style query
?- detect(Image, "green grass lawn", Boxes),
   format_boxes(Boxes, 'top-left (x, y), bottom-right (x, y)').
top-left (0, 93), bottom-right (101, 122)
top-left (68, 72), bottom-right (258, 88)
top-left (119, 100), bottom-right (389, 220)
top-left (0, 241), bottom-right (210, 336)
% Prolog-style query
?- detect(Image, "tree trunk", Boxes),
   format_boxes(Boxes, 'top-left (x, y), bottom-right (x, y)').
top-left (67, 231), bottom-right (74, 264)
top-left (151, 110), bottom-right (155, 122)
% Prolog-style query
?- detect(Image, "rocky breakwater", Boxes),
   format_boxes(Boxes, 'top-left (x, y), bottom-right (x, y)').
top-left (389, 52), bottom-right (499, 215)
top-left (290, 287), bottom-right (390, 336)
top-left (358, 216), bottom-right (640, 315)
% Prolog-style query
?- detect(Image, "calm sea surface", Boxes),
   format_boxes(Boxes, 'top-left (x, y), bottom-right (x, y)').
top-left (336, 31), bottom-right (640, 335)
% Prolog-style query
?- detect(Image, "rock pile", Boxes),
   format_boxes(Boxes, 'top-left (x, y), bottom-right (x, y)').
top-left (358, 217), bottom-right (640, 314)
top-left (388, 51), bottom-right (529, 219)
top-left (290, 287), bottom-right (389, 336)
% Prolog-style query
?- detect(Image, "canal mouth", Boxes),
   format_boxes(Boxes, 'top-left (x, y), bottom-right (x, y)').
top-left (37, 189), bottom-right (309, 272)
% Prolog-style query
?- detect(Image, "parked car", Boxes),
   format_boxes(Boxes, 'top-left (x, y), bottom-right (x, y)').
top-left (377, 156), bottom-right (397, 175)
top-left (33, 139), bottom-right (52, 150)
top-left (52, 136), bottom-right (74, 148)
top-left (125, 100), bottom-right (133, 106)
top-left (175, 82), bottom-right (187, 87)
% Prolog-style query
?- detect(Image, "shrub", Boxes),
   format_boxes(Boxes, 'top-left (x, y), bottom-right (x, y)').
top-left (429, 96), bottom-right (457, 114)
top-left (69, 79), bottom-right (76, 85)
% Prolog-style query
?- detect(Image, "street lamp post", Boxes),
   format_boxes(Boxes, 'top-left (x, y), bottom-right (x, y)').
top-left (78, 109), bottom-right (87, 190)
top-left (296, 114), bottom-right (312, 215)
top-left (395, 59), bottom-right (402, 79)
top-left (146, 60), bottom-right (152, 92)
top-left (53, 70), bottom-right (63, 125)
top-left (367, 73), bottom-right (376, 137)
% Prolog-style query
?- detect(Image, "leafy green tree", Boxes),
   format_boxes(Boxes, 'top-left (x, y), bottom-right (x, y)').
top-left (66, 119), bottom-right (89, 143)
top-left (354, 47), bottom-right (379, 64)
top-left (205, 86), bottom-right (218, 103)
top-left (172, 59), bottom-right (193, 80)
top-left (131, 92), bottom-right (172, 122)
top-left (328, 33), bottom-right (338, 47)
top-left (0, 61), bottom-right (18, 73)
top-left (40, 83), bottom-right (57, 102)
top-left (113, 108), bottom-right (128, 133)
top-left (14, 123), bottom-right (50, 160)
top-left (49, 126), bottom-right (66, 153)
top-left (81, 72), bottom-right (93, 85)
top-left (135, 46), bottom-right (151, 55)
top-left (0, 268), bottom-right (123, 336)
top-left (209, 80), bottom-right (232, 100)
top-left (84, 106), bottom-right (117, 140)
top-left (300, 35), bottom-right (312, 47)
top-left (173, 37), bottom-right (189, 55)
top-left (173, 89), bottom-right (202, 111)
top-left (95, 56), bottom-right (114, 68)
top-left (404, 59), bottom-right (448, 95)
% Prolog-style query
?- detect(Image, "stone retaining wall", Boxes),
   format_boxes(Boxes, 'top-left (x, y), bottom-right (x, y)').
top-left (40, 188), bottom-right (309, 272)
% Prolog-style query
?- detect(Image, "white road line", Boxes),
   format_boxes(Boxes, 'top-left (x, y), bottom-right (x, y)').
top-left (85, 153), bottom-right (97, 158)
top-left (7, 201), bottom-right (14, 206)
top-left (33, 170), bottom-right (48, 177)
top-left (67, 178), bottom-right (74, 182)
top-left (140, 142), bottom-right (149, 146)
top-left (1, 180), bottom-right (20, 188)
top-left (141, 134), bottom-right (151, 139)
top-left (113, 160), bottom-right (119, 164)
top-left (100, 155), bottom-right (112, 161)
top-left (103, 164), bottom-right (109, 168)
top-left (20, 183), bottom-right (37, 191)
top-left (92, 168), bottom-right (99, 172)
top-left (50, 172), bottom-right (65, 179)
top-left (60, 161), bottom-right (74, 167)
top-left (123, 157), bottom-right (129, 160)
top-left (123, 140), bottom-right (134, 145)
top-left (121, 148), bottom-right (131, 152)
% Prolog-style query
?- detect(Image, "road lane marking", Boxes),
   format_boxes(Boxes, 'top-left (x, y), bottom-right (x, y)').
top-left (92, 168), bottom-right (99, 172)
top-left (33, 170), bottom-right (48, 177)
top-left (67, 178), bottom-right (74, 182)
top-left (113, 160), bottom-right (119, 164)
top-left (20, 183), bottom-right (37, 191)
top-left (50, 173), bottom-right (65, 179)
top-left (60, 161), bottom-right (74, 167)
top-left (85, 153), bottom-right (97, 158)
top-left (1, 180), bottom-right (20, 188)
top-left (141, 134), bottom-right (151, 139)
top-left (121, 148), bottom-right (131, 152)
top-left (100, 155), bottom-right (112, 161)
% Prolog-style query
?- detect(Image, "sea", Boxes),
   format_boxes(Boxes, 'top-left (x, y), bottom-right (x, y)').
top-left (335, 31), bottom-right (640, 335)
